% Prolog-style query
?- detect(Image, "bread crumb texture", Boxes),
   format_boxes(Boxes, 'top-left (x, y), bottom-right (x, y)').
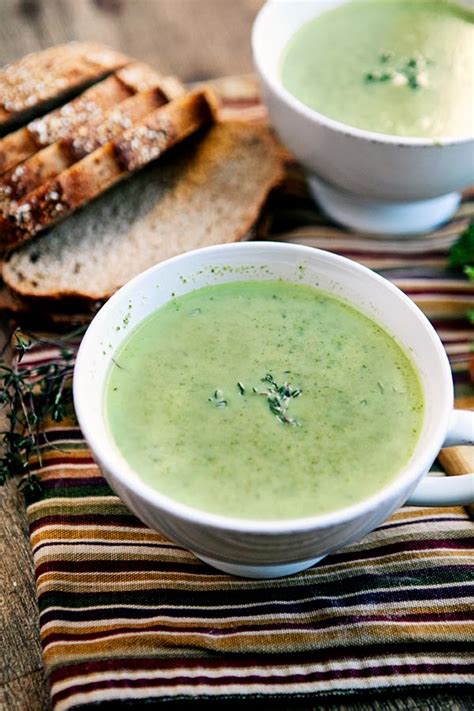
top-left (3, 122), bottom-right (283, 300)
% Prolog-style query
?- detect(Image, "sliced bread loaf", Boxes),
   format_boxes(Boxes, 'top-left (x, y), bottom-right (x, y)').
top-left (0, 62), bottom-right (184, 176)
top-left (0, 43), bottom-right (130, 133)
top-left (3, 122), bottom-right (284, 301)
top-left (0, 89), bottom-right (217, 248)
top-left (0, 83), bottom-right (179, 208)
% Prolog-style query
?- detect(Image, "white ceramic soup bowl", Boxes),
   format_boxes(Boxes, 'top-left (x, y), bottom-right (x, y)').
top-left (74, 242), bottom-right (474, 579)
top-left (252, 0), bottom-right (474, 235)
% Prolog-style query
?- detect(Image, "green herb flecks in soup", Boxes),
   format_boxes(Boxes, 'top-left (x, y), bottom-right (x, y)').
top-left (105, 280), bottom-right (424, 520)
top-left (281, 0), bottom-right (474, 139)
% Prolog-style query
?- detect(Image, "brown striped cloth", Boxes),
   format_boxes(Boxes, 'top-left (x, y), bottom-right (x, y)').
top-left (21, 78), bottom-right (474, 710)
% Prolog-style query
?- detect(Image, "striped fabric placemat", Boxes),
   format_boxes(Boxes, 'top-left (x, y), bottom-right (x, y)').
top-left (22, 373), bottom-right (474, 710)
top-left (18, 77), bottom-right (474, 709)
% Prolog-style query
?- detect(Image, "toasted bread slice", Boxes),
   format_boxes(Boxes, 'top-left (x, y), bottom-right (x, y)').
top-left (0, 72), bottom-right (133, 176)
top-left (0, 81), bottom-right (184, 208)
top-left (0, 43), bottom-right (130, 134)
top-left (0, 62), bottom-right (184, 175)
top-left (2, 122), bottom-right (284, 301)
top-left (0, 89), bottom-right (217, 248)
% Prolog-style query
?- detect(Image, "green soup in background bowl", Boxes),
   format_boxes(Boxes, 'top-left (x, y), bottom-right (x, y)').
top-left (252, 0), bottom-right (474, 235)
top-left (281, 0), bottom-right (474, 140)
top-left (73, 242), bottom-right (474, 578)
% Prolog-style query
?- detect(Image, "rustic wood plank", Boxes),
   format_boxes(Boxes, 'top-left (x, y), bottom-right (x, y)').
top-left (439, 446), bottom-right (474, 517)
top-left (0, 479), bottom-right (50, 708)
top-left (3, 668), bottom-right (51, 710)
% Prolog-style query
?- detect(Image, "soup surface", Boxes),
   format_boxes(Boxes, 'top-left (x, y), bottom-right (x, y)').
top-left (281, 0), bottom-right (474, 139)
top-left (105, 280), bottom-right (424, 519)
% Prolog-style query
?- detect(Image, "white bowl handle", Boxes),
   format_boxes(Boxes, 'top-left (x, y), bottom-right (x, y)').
top-left (406, 410), bottom-right (474, 507)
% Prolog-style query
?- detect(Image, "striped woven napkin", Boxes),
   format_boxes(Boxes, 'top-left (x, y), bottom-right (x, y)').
top-left (19, 79), bottom-right (474, 709)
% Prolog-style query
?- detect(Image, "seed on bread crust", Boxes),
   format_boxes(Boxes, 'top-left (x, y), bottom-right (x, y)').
top-left (115, 124), bottom-right (171, 171)
top-left (0, 43), bottom-right (130, 128)
top-left (0, 90), bottom-right (216, 247)
top-left (2, 122), bottom-right (284, 302)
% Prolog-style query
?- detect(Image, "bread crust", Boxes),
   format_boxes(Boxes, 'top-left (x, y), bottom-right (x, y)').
top-left (0, 43), bottom-right (130, 132)
top-left (0, 46), bottom-right (283, 309)
top-left (2, 122), bottom-right (284, 301)
top-left (0, 89), bottom-right (217, 248)
top-left (0, 84), bottom-right (177, 208)
top-left (0, 280), bottom-right (99, 325)
top-left (0, 63), bottom-right (185, 177)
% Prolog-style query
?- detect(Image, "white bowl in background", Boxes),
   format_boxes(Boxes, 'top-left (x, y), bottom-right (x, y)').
top-left (74, 243), bottom-right (474, 578)
top-left (252, 0), bottom-right (474, 235)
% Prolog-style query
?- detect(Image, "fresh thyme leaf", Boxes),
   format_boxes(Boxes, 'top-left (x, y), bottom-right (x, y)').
top-left (15, 334), bottom-right (33, 363)
top-left (211, 374), bottom-right (302, 424)
top-left (208, 389), bottom-right (227, 408)
top-left (18, 472), bottom-right (42, 504)
top-left (0, 326), bottom-right (86, 497)
top-left (254, 373), bottom-right (302, 426)
top-left (365, 52), bottom-right (430, 90)
top-left (111, 356), bottom-right (125, 371)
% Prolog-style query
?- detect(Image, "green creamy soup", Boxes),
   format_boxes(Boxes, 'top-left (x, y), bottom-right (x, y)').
top-left (105, 280), bottom-right (424, 520)
top-left (281, 0), bottom-right (474, 138)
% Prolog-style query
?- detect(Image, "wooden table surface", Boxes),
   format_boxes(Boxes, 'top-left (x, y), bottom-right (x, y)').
top-left (0, 3), bottom-right (471, 711)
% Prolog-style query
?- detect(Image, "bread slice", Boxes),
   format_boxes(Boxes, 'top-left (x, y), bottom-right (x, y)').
top-left (0, 71), bottom-right (133, 176)
top-left (0, 62), bottom-right (184, 176)
top-left (0, 89), bottom-right (217, 248)
top-left (0, 81), bottom-right (183, 208)
top-left (2, 122), bottom-right (284, 300)
top-left (0, 279), bottom-right (99, 326)
top-left (0, 43), bottom-right (130, 133)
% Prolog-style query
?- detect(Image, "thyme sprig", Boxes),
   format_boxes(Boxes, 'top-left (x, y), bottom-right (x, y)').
top-left (0, 326), bottom-right (86, 499)
top-left (209, 374), bottom-right (302, 425)
top-left (365, 52), bottom-right (431, 90)
top-left (253, 373), bottom-right (302, 426)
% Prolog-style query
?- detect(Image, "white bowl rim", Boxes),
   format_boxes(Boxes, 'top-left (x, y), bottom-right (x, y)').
top-left (73, 242), bottom-right (454, 536)
top-left (252, 0), bottom-right (474, 148)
